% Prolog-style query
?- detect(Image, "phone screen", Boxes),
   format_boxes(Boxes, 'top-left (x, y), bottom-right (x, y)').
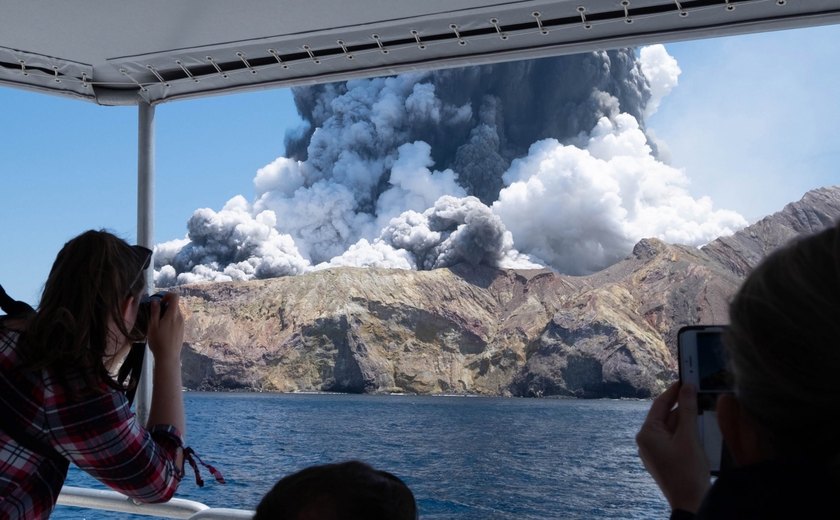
top-left (678, 325), bottom-right (734, 476)
top-left (697, 331), bottom-right (731, 392)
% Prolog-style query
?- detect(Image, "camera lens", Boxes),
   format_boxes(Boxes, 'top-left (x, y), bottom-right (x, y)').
top-left (131, 292), bottom-right (169, 340)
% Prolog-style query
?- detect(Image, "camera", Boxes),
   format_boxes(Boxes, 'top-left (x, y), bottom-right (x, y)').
top-left (132, 291), bottom-right (169, 340)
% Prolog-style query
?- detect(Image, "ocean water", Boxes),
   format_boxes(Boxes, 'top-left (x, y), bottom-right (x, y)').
top-left (55, 393), bottom-right (669, 519)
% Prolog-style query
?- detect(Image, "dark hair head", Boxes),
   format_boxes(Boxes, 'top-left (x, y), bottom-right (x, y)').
top-left (726, 221), bottom-right (840, 461)
top-left (22, 230), bottom-right (150, 390)
top-left (254, 460), bottom-right (418, 520)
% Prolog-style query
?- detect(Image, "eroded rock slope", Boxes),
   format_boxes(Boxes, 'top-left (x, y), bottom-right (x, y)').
top-left (178, 186), bottom-right (840, 397)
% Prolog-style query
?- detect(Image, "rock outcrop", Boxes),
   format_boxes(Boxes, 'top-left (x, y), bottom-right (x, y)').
top-left (177, 186), bottom-right (840, 397)
top-left (701, 186), bottom-right (840, 277)
top-left (511, 239), bottom-right (738, 398)
top-left (177, 239), bottom-right (735, 398)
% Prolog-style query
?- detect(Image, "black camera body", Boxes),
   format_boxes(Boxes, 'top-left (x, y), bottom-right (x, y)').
top-left (133, 291), bottom-right (169, 339)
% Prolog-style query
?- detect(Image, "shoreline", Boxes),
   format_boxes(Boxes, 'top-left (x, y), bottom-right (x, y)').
top-left (182, 387), bottom-right (652, 401)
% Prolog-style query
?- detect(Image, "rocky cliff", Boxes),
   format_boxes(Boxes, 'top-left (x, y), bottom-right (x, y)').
top-left (701, 186), bottom-right (840, 277)
top-left (177, 186), bottom-right (840, 397)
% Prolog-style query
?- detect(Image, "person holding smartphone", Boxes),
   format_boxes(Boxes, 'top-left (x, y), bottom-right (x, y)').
top-left (636, 221), bottom-right (840, 518)
top-left (0, 230), bottom-right (187, 518)
top-left (675, 325), bottom-right (734, 478)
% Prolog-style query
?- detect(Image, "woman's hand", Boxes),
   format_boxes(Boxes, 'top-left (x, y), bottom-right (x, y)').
top-left (636, 382), bottom-right (710, 513)
top-left (146, 293), bottom-right (184, 364)
top-left (145, 292), bottom-right (186, 436)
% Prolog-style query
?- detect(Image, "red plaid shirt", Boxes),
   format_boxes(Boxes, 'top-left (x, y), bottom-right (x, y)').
top-left (0, 328), bottom-right (184, 519)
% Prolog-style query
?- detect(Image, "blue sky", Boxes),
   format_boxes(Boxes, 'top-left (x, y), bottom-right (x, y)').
top-left (2, 23), bottom-right (839, 306)
top-left (646, 24), bottom-right (840, 220)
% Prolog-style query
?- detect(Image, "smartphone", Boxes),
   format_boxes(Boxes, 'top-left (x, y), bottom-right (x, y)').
top-left (677, 325), bottom-right (734, 476)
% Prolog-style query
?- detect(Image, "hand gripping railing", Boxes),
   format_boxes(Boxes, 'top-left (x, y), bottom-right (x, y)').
top-left (57, 486), bottom-right (254, 519)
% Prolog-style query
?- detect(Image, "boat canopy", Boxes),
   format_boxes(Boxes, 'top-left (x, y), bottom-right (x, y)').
top-left (2, 0), bottom-right (839, 106)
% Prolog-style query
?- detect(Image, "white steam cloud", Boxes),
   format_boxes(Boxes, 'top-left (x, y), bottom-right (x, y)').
top-left (154, 45), bottom-right (745, 286)
top-left (493, 113), bottom-right (746, 274)
top-left (639, 44), bottom-right (681, 118)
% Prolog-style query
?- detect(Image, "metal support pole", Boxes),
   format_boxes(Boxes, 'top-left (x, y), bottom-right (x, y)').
top-left (136, 102), bottom-right (155, 426)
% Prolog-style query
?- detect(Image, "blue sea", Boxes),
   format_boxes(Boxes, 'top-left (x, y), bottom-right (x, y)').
top-left (55, 393), bottom-right (669, 519)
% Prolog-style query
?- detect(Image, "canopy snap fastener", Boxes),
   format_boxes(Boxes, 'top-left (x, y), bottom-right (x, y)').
top-left (577, 6), bottom-right (592, 30)
top-left (371, 34), bottom-right (389, 54)
top-left (206, 57), bottom-right (228, 78)
top-left (621, 1), bottom-right (633, 24)
top-left (175, 60), bottom-right (199, 82)
top-left (236, 52), bottom-right (258, 74)
top-left (268, 49), bottom-right (289, 69)
top-left (532, 12), bottom-right (549, 35)
top-left (146, 65), bottom-right (171, 87)
top-left (120, 69), bottom-right (148, 92)
top-left (490, 18), bottom-right (508, 40)
top-left (449, 24), bottom-right (467, 46)
top-left (302, 45), bottom-right (321, 64)
top-left (410, 30), bottom-right (426, 50)
top-left (337, 40), bottom-right (353, 60)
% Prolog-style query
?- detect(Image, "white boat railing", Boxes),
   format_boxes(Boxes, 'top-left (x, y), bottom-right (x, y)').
top-left (57, 486), bottom-right (254, 519)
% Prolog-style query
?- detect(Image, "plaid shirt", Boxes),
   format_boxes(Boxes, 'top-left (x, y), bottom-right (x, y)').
top-left (0, 328), bottom-right (184, 519)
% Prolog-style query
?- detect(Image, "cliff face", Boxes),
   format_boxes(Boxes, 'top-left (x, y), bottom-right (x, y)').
top-left (511, 239), bottom-right (738, 398)
top-left (180, 266), bottom-right (573, 395)
top-left (178, 186), bottom-right (840, 398)
top-left (178, 239), bottom-right (737, 398)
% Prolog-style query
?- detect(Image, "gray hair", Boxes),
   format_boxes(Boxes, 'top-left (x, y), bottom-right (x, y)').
top-left (726, 221), bottom-right (840, 461)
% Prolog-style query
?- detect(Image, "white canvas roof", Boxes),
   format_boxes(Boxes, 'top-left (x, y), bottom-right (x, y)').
top-left (2, 0), bottom-right (839, 106)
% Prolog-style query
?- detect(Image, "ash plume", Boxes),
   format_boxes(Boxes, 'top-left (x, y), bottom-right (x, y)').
top-left (285, 50), bottom-right (650, 206)
top-left (155, 45), bottom-right (745, 286)
top-left (155, 196), bottom-right (309, 287)
top-left (321, 196), bottom-right (541, 272)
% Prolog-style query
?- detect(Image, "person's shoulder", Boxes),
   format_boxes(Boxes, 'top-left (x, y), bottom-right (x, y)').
top-left (0, 325), bottom-right (23, 362)
top-left (44, 369), bottom-right (124, 402)
top-left (698, 459), bottom-right (838, 519)
top-left (0, 320), bottom-right (20, 338)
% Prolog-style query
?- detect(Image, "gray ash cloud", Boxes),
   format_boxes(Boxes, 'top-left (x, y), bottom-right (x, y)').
top-left (155, 46), bottom-right (746, 286)
top-left (285, 50), bottom-right (650, 205)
